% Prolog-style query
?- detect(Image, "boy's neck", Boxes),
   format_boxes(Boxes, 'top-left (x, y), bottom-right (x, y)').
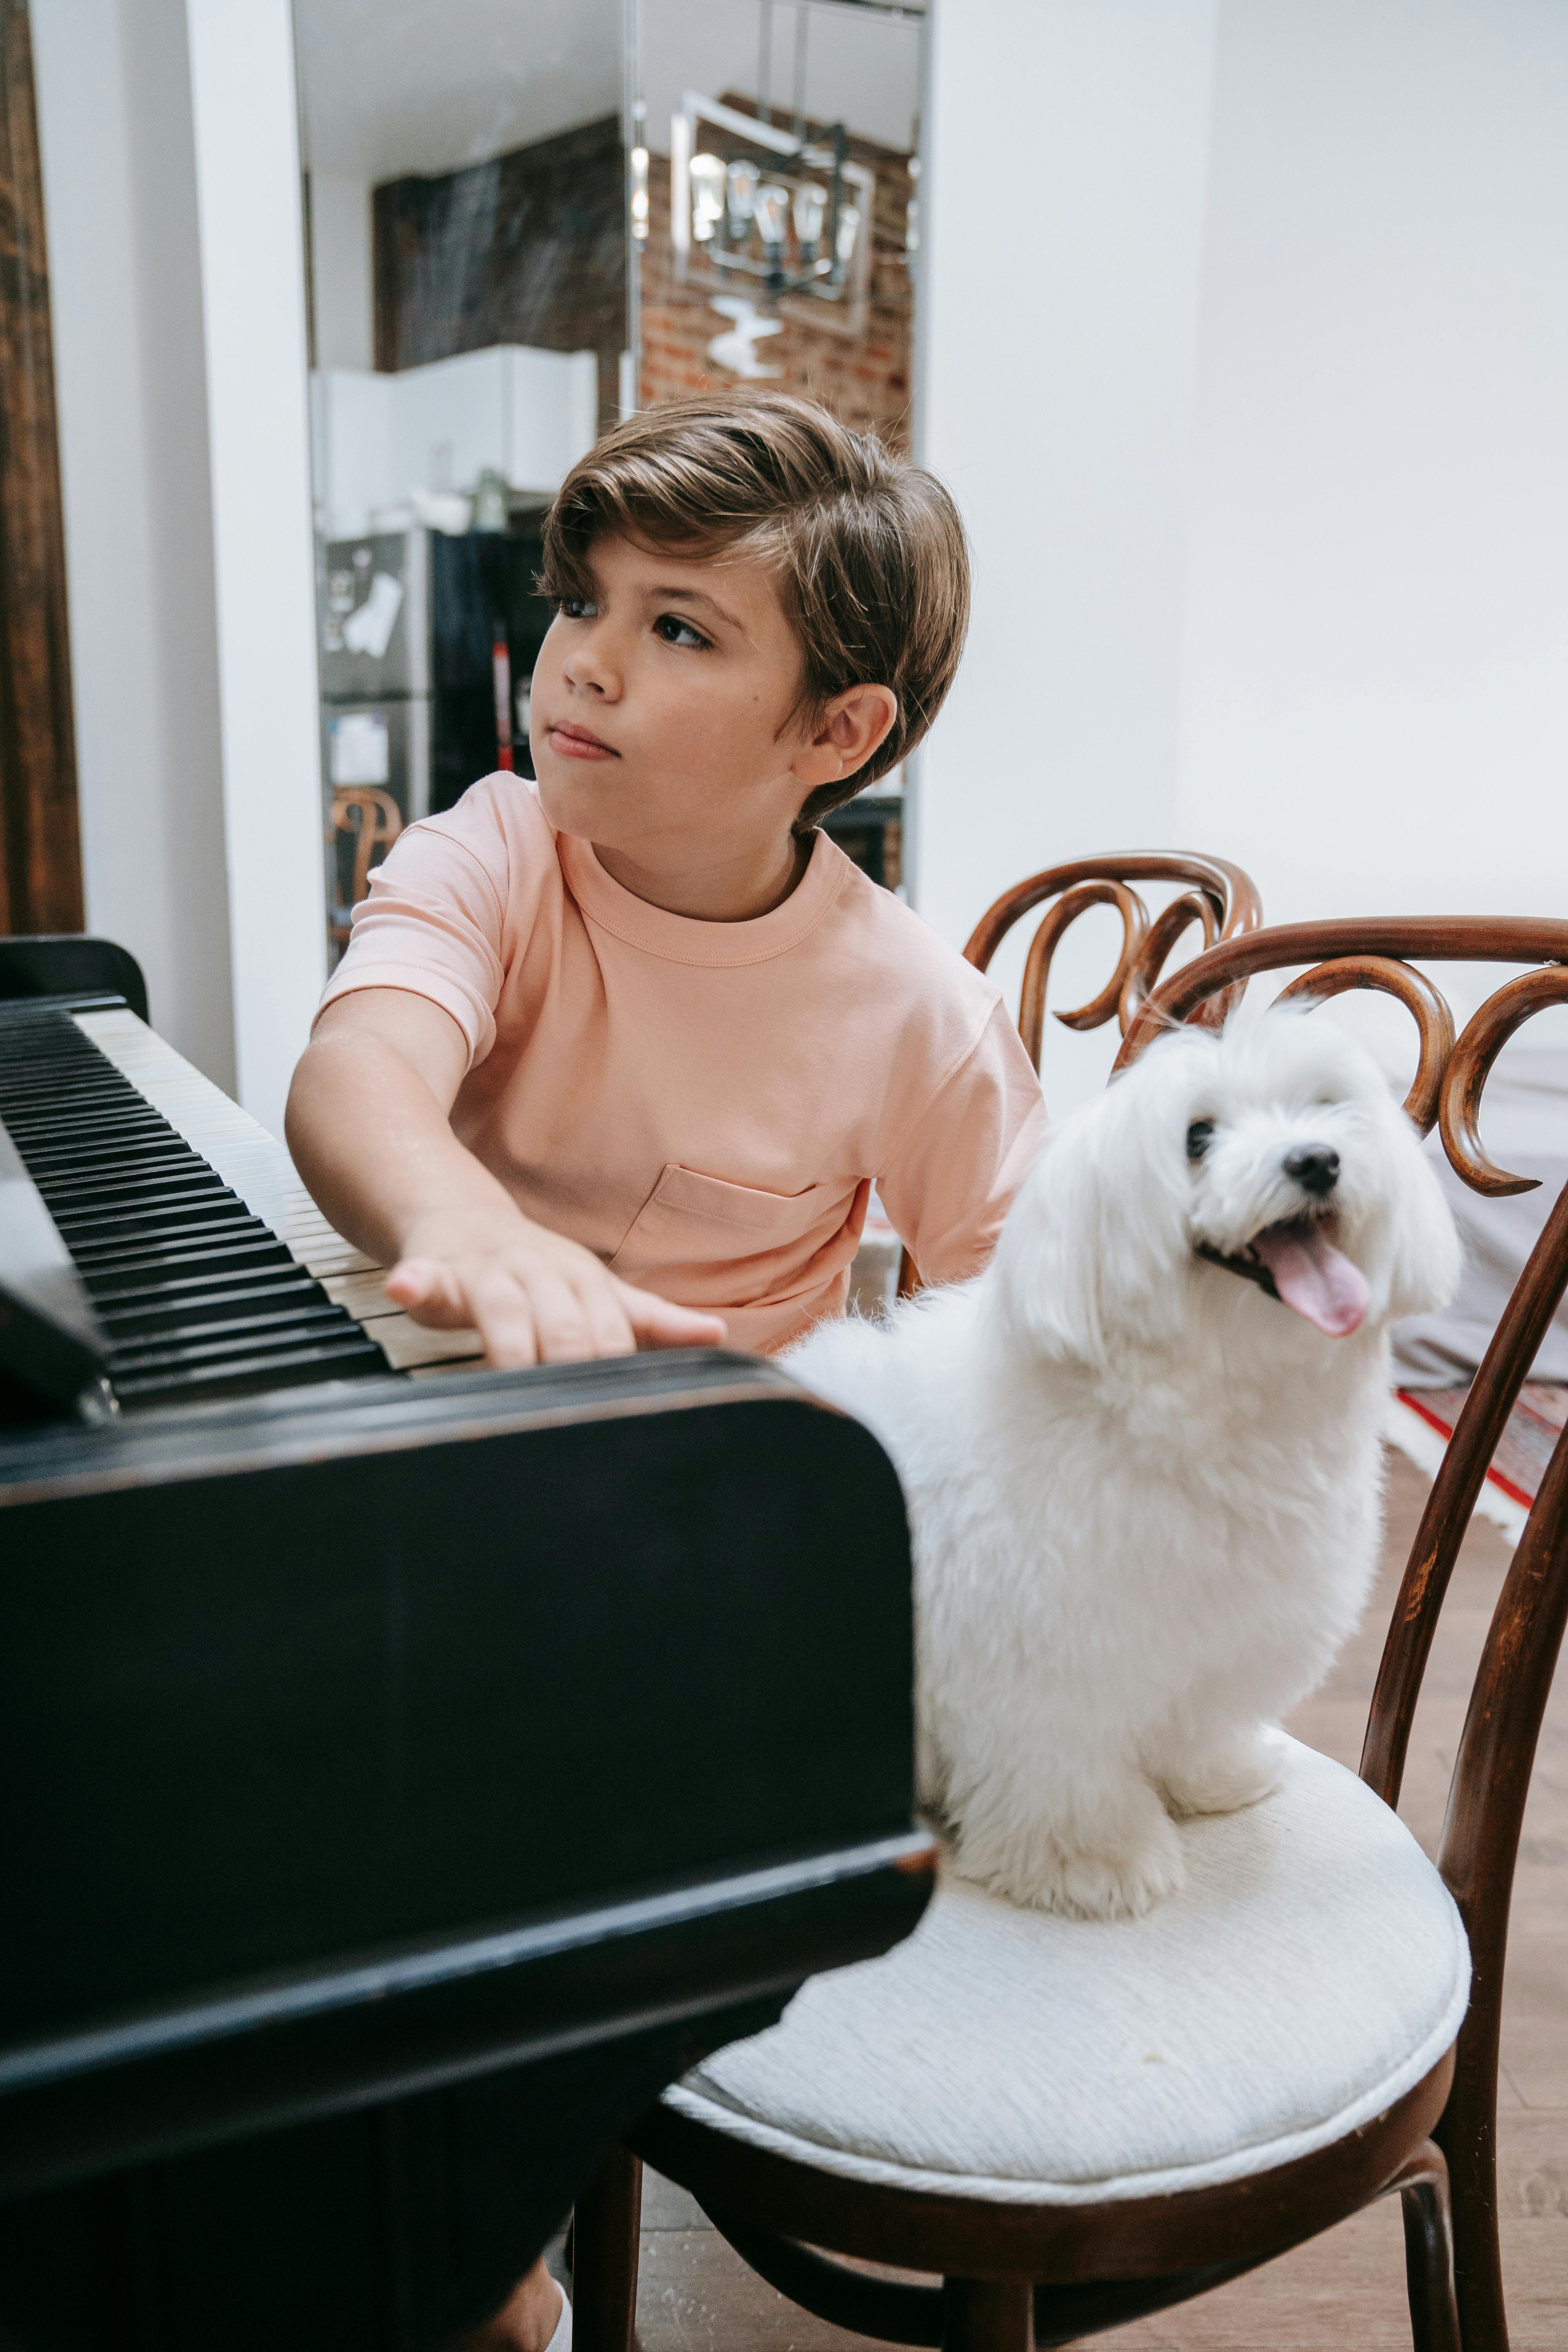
top-left (590, 829), bottom-right (814, 924)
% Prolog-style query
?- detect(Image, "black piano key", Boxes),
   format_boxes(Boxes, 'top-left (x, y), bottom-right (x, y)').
top-left (87, 1263), bottom-right (325, 1314)
top-left (51, 1196), bottom-right (252, 1244)
top-left (110, 1333), bottom-right (390, 1405)
top-left (104, 1304), bottom-right (349, 1359)
top-left (36, 1154), bottom-right (225, 1191)
top-left (80, 1240), bottom-right (302, 1287)
top-left (68, 1222), bottom-right (282, 1272)
top-left (95, 1275), bottom-right (327, 1337)
top-left (105, 1308), bottom-right (368, 1374)
top-left (0, 1006), bottom-right (394, 1409)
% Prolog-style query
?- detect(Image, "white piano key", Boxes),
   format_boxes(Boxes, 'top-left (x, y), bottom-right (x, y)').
top-left (323, 1270), bottom-right (399, 1320)
top-left (372, 1314), bottom-right (485, 1371)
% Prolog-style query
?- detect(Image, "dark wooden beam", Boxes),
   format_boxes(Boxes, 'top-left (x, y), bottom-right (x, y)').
top-left (0, 0), bottom-right (82, 934)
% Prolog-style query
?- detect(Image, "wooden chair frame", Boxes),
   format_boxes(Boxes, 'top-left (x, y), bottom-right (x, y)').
top-left (964, 851), bottom-right (1263, 1069)
top-left (897, 854), bottom-right (1262, 1297)
top-left (576, 915), bottom-right (1568, 2352)
top-left (329, 786), bottom-right (403, 946)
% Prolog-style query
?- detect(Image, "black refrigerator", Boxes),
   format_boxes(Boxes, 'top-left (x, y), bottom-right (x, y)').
top-left (318, 520), bottom-right (557, 826)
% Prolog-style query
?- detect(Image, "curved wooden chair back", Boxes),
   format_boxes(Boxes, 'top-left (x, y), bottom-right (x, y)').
top-left (331, 786), bottom-right (403, 918)
top-left (1121, 913), bottom-right (1568, 2345)
top-left (329, 781), bottom-right (404, 946)
top-left (897, 853), bottom-right (1263, 1297)
top-left (965, 850), bottom-right (1263, 1068)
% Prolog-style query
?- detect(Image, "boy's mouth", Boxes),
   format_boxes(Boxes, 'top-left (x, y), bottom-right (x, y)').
top-left (547, 721), bottom-right (619, 761)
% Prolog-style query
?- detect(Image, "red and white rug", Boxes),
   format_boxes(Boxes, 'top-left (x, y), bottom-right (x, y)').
top-left (1386, 1383), bottom-right (1566, 1544)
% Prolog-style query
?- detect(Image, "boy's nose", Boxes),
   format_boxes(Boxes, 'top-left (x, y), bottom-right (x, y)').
top-left (562, 639), bottom-right (620, 697)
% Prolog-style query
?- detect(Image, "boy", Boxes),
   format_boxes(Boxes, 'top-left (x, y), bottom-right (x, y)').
top-left (289, 392), bottom-right (1046, 1376)
top-left (285, 393), bottom-right (1045, 2351)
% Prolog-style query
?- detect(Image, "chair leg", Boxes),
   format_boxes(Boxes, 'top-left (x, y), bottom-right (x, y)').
top-left (571, 2145), bottom-right (643, 2352)
top-left (1439, 2084), bottom-right (1509, 2352)
top-left (1399, 2153), bottom-right (1463, 2352)
top-left (942, 2278), bottom-right (1034, 2352)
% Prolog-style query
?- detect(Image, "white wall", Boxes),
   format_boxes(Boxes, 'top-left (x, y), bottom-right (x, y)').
top-left (641, 0), bottom-right (924, 158)
top-left (915, 0), bottom-right (1219, 960)
top-left (309, 172), bottom-right (374, 371)
top-left (186, 0), bottom-right (328, 1140)
top-left (297, 0), bottom-right (619, 180)
top-left (33, 0), bottom-right (235, 1090)
top-left (916, 0), bottom-right (1568, 1103)
top-left (1176, 0), bottom-right (1568, 1009)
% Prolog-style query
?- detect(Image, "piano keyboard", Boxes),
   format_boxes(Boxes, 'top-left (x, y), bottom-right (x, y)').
top-left (0, 1001), bottom-right (484, 1411)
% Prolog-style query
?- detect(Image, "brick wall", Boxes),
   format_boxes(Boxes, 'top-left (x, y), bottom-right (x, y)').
top-left (370, 106), bottom-right (915, 449)
top-left (638, 113), bottom-right (915, 451)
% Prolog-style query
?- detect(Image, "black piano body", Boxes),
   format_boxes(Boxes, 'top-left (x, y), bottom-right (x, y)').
top-left (0, 944), bottom-right (931, 2348)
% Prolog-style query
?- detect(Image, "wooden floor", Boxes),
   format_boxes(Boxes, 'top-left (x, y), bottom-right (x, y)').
top-left (618, 1449), bottom-right (1568, 2350)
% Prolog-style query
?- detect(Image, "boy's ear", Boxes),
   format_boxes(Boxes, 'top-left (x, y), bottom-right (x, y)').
top-left (793, 683), bottom-right (898, 787)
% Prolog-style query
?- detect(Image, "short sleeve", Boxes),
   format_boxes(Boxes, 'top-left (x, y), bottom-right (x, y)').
top-left (316, 777), bottom-right (545, 1069)
top-left (876, 998), bottom-right (1049, 1285)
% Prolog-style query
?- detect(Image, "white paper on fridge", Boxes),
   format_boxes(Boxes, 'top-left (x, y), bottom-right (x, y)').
top-left (329, 711), bottom-right (391, 786)
top-left (341, 572), bottom-right (404, 659)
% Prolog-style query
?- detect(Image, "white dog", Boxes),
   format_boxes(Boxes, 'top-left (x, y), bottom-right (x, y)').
top-left (786, 1009), bottom-right (1460, 1920)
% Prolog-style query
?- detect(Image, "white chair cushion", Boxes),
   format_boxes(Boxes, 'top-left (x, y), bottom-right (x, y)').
top-left (667, 1739), bottom-right (1470, 2205)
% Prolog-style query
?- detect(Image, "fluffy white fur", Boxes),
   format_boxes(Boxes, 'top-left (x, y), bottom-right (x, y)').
top-left (785, 1009), bottom-right (1461, 1920)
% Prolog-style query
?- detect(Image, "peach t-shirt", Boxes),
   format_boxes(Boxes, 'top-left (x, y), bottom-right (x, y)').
top-left (321, 774), bottom-right (1048, 1354)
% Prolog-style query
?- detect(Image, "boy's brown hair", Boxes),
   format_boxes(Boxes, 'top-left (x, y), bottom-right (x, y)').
top-left (540, 392), bottom-right (970, 829)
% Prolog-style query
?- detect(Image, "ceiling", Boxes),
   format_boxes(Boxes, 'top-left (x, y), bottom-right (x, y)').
top-left (296, 0), bottom-right (621, 182)
top-left (296, 0), bottom-right (923, 185)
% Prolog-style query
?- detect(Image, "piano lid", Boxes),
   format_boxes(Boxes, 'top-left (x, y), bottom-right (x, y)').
top-left (0, 1114), bottom-right (116, 1421)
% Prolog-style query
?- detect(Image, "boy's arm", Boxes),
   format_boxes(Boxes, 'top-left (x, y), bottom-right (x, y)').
top-left (286, 989), bottom-right (726, 1367)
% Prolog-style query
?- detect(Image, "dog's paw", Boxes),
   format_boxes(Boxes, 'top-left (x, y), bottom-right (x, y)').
top-left (956, 1788), bottom-right (1186, 1920)
top-left (1156, 1726), bottom-right (1287, 1818)
top-left (1036, 1826), bottom-right (1187, 1920)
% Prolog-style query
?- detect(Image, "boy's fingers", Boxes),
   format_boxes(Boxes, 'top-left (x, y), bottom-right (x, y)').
top-left (578, 1279), bottom-right (639, 1359)
top-left (386, 1256), bottom-right (470, 1325)
top-left (526, 1273), bottom-right (603, 1364)
top-left (468, 1271), bottom-right (541, 1368)
top-left (615, 1282), bottom-right (728, 1350)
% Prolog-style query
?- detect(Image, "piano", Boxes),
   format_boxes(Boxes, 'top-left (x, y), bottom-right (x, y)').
top-left (0, 940), bottom-right (932, 2350)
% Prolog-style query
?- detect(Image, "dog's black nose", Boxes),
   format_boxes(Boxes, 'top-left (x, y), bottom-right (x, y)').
top-left (1285, 1145), bottom-right (1340, 1198)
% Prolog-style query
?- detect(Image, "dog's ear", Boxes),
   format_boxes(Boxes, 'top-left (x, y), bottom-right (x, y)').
top-left (1380, 1120), bottom-right (1463, 1321)
top-left (994, 1046), bottom-right (1198, 1367)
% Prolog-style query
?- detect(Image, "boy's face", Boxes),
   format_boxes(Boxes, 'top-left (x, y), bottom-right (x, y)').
top-left (529, 533), bottom-right (892, 875)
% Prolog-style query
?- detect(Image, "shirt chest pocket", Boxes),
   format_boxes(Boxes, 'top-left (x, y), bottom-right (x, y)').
top-left (608, 1163), bottom-right (850, 1287)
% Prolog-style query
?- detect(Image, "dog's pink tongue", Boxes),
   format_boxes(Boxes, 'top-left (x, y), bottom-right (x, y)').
top-left (1251, 1225), bottom-right (1370, 1337)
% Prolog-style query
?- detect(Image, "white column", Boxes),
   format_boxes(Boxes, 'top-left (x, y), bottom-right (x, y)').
top-left (915, 0), bottom-right (1218, 962)
top-left (185, 0), bottom-right (325, 1138)
top-left (33, 0), bottom-right (235, 1090)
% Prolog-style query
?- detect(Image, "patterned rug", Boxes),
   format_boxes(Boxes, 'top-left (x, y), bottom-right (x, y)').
top-left (1395, 1384), bottom-right (1568, 1509)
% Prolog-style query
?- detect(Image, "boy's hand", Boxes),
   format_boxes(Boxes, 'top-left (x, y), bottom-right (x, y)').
top-left (385, 1206), bottom-right (727, 1368)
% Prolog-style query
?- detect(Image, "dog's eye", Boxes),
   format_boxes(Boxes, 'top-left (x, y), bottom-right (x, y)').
top-left (1187, 1120), bottom-right (1215, 1161)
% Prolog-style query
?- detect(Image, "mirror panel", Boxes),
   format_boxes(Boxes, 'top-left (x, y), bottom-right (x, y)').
top-left (295, 0), bottom-right (925, 954)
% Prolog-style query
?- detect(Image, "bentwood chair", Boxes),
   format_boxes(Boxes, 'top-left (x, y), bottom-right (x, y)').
top-left (574, 916), bottom-right (1568, 2352)
top-left (898, 851), bottom-right (1263, 1296)
top-left (329, 785), bottom-right (403, 947)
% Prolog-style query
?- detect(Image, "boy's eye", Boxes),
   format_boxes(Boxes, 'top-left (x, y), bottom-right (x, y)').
top-left (558, 597), bottom-right (597, 621)
top-left (654, 612), bottom-right (711, 650)
top-left (1187, 1120), bottom-right (1215, 1161)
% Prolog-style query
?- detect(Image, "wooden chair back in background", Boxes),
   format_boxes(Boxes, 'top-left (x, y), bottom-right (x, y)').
top-left (329, 787), bottom-right (403, 947)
